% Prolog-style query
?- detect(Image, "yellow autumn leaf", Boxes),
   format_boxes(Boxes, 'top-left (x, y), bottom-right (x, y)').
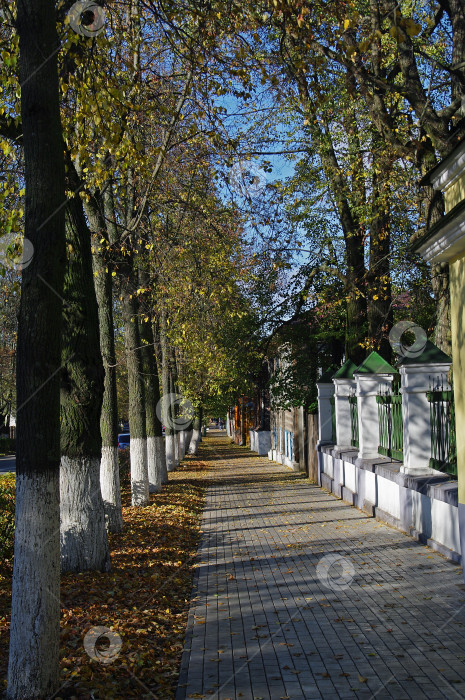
top-left (359, 38), bottom-right (371, 52)
top-left (389, 25), bottom-right (406, 41)
top-left (404, 17), bottom-right (421, 36)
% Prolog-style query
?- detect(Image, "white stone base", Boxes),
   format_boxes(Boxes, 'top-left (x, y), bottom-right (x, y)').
top-left (318, 445), bottom-right (461, 563)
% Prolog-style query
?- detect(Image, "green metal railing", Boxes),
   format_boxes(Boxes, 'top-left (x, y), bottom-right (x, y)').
top-left (427, 388), bottom-right (457, 476)
top-left (377, 387), bottom-right (403, 461)
top-left (349, 394), bottom-right (359, 448)
top-left (330, 396), bottom-right (336, 443)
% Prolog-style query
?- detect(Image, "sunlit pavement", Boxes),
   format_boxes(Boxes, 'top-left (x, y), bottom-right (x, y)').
top-left (176, 433), bottom-right (465, 700)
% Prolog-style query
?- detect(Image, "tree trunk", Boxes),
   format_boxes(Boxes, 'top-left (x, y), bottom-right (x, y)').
top-left (86, 192), bottom-right (123, 532)
top-left (189, 408), bottom-right (203, 455)
top-left (152, 320), bottom-right (168, 484)
top-left (169, 351), bottom-right (181, 467)
top-left (179, 430), bottom-right (187, 460)
top-left (184, 426), bottom-right (193, 454)
top-left (432, 262), bottom-right (452, 354)
top-left (160, 310), bottom-right (175, 470)
top-left (366, 144), bottom-right (393, 361)
top-left (122, 286), bottom-right (149, 505)
top-left (8, 1), bottom-right (65, 696)
top-left (140, 315), bottom-right (168, 490)
top-left (60, 189), bottom-right (110, 573)
top-left (420, 143), bottom-right (452, 355)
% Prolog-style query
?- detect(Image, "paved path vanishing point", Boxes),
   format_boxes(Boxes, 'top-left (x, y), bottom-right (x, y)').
top-left (176, 433), bottom-right (465, 700)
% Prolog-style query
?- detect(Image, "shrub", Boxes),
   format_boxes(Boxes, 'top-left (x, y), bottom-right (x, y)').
top-left (0, 437), bottom-right (15, 454)
top-left (0, 473), bottom-right (15, 573)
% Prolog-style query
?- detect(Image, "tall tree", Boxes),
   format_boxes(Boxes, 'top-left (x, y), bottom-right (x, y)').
top-left (122, 265), bottom-right (150, 505)
top-left (7, 0), bottom-right (65, 696)
top-left (138, 271), bottom-right (168, 490)
top-left (87, 187), bottom-right (123, 532)
top-left (59, 172), bottom-right (110, 573)
top-left (160, 308), bottom-right (175, 471)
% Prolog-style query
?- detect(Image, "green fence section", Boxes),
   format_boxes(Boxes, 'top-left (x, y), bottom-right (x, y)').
top-left (348, 395), bottom-right (359, 448)
top-left (426, 389), bottom-right (457, 476)
top-left (376, 389), bottom-right (403, 461)
top-left (329, 396), bottom-right (336, 443)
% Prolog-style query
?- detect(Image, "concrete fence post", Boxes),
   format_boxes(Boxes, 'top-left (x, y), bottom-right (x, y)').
top-left (398, 340), bottom-right (452, 474)
top-left (332, 359), bottom-right (358, 449)
top-left (354, 352), bottom-right (397, 460)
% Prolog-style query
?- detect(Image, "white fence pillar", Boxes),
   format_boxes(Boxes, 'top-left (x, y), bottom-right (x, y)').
top-left (333, 359), bottom-right (358, 449)
top-left (355, 352), bottom-right (396, 460)
top-left (399, 340), bottom-right (452, 473)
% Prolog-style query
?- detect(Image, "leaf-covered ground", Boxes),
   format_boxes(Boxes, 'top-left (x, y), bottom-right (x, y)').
top-left (0, 454), bottom-right (209, 699)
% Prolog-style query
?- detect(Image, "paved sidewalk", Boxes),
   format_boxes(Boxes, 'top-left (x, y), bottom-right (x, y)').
top-left (176, 434), bottom-right (465, 700)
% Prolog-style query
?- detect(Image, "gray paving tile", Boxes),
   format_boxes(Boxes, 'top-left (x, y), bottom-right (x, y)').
top-left (176, 435), bottom-right (465, 700)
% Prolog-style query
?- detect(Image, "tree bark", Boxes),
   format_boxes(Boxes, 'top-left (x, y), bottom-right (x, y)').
top-left (189, 408), bottom-right (203, 455)
top-left (8, 1), bottom-right (65, 696)
top-left (184, 426), bottom-right (193, 454)
top-left (60, 187), bottom-right (110, 573)
top-left (366, 141), bottom-right (393, 361)
top-left (139, 315), bottom-right (168, 490)
top-left (420, 143), bottom-right (452, 355)
top-left (122, 281), bottom-right (149, 505)
top-left (293, 69), bottom-right (367, 364)
top-left (85, 190), bottom-right (123, 532)
top-left (170, 365), bottom-right (181, 468)
top-left (160, 310), bottom-right (175, 470)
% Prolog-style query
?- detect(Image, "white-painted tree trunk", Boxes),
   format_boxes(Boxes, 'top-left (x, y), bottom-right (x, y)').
top-left (174, 431), bottom-right (180, 467)
top-left (185, 428), bottom-right (193, 455)
top-left (7, 472), bottom-right (60, 699)
top-left (147, 436), bottom-right (162, 494)
top-left (130, 437), bottom-right (149, 506)
top-left (189, 428), bottom-right (201, 455)
top-left (165, 434), bottom-right (175, 471)
top-left (156, 435), bottom-right (168, 484)
top-left (100, 446), bottom-right (123, 532)
top-left (60, 456), bottom-right (111, 573)
top-left (179, 430), bottom-right (186, 460)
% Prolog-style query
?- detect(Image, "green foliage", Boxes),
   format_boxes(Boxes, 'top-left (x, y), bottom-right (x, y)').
top-left (0, 437), bottom-right (15, 454)
top-left (268, 306), bottom-right (344, 411)
top-left (0, 473), bottom-right (15, 574)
